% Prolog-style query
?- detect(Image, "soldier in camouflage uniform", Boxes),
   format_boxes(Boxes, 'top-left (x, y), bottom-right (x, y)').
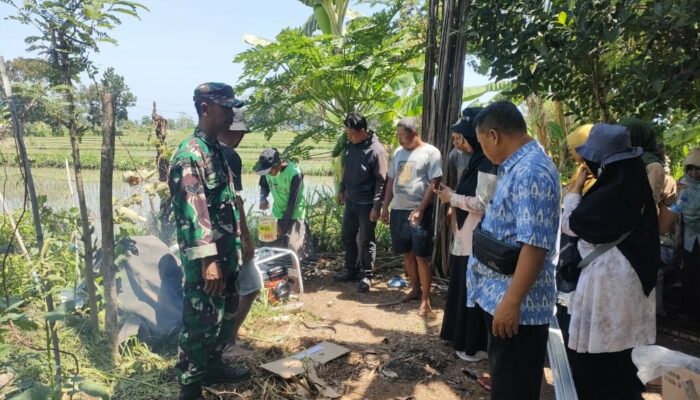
top-left (168, 83), bottom-right (250, 400)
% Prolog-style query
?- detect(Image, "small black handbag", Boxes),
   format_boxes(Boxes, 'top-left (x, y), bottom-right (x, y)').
top-left (556, 233), bottom-right (582, 293)
top-left (472, 225), bottom-right (522, 275)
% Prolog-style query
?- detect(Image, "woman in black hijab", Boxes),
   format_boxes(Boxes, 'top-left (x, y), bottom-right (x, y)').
top-left (562, 124), bottom-right (658, 400)
top-left (436, 107), bottom-right (497, 361)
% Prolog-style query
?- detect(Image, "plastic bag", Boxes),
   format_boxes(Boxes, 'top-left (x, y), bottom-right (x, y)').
top-left (632, 345), bottom-right (700, 384)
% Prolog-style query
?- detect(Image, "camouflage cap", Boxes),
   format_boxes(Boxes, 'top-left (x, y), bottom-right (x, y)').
top-left (254, 148), bottom-right (280, 176)
top-left (227, 107), bottom-right (251, 133)
top-left (193, 82), bottom-right (244, 108)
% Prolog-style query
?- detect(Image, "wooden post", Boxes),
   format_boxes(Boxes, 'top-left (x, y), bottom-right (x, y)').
top-left (100, 91), bottom-right (118, 354)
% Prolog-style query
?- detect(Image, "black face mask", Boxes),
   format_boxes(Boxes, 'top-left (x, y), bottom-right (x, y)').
top-left (584, 160), bottom-right (602, 178)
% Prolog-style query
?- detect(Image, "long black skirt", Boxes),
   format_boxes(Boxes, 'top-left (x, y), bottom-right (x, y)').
top-left (682, 240), bottom-right (700, 319)
top-left (570, 348), bottom-right (644, 400)
top-left (439, 255), bottom-right (487, 354)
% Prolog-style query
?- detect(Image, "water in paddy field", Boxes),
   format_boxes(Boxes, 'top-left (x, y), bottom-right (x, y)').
top-left (1, 168), bottom-right (335, 240)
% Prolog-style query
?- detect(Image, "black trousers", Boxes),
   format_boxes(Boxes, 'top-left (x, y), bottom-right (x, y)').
top-left (479, 305), bottom-right (549, 400)
top-left (440, 255), bottom-right (487, 354)
top-left (682, 240), bottom-right (700, 320)
top-left (341, 201), bottom-right (377, 278)
top-left (569, 348), bottom-right (644, 400)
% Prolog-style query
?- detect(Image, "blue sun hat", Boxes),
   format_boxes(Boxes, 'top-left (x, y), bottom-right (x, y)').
top-left (576, 123), bottom-right (642, 166)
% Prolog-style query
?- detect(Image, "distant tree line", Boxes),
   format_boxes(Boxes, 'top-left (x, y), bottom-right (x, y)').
top-left (0, 58), bottom-right (137, 136)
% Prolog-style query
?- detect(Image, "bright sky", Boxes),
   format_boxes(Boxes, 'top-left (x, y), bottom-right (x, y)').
top-left (0, 1), bottom-right (491, 120)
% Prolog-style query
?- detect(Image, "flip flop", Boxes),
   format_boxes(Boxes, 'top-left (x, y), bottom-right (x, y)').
top-left (387, 275), bottom-right (407, 288)
top-left (477, 376), bottom-right (492, 392)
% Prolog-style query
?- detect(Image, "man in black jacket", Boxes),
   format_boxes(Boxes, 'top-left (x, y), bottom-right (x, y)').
top-left (334, 113), bottom-right (388, 292)
top-left (218, 108), bottom-right (260, 359)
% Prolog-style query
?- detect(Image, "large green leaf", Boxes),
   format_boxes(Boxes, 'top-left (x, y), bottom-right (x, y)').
top-left (462, 82), bottom-right (512, 102)
top-left (78, 381), bottom-right (111, 399)
top-left (664, 123), bottom-right (700, 147)
top-left (0, 300), bottom-right (25, 313)
top-left (313, 5), bottom-right (332, 35)
top-left (242, 34), bottom-right (272, 47)
top-left (300, 13), bottom-right (320, 36)
top-left (0, 343), bottom-right (12, 359)
top-left (44, 311), bottom-right (67, 322)
top-left (547, 121), bottom-right (565, 140)
top-left (8, 384), bottom-right (51, 400)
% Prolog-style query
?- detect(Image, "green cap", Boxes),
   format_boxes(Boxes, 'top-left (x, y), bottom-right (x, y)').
top-left (193, 82), bottom-right (244, 108)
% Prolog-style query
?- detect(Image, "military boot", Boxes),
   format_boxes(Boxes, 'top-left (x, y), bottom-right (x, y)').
top-left (203, 356), bottom-right (251, 385)
top-left (180, 383), bottom-right (203, 400)
top-left (333, 269), bottom-right (362, 282)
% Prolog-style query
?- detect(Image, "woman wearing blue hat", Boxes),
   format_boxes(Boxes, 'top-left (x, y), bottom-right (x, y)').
top-left (561, 123), bottom-right (659, 399)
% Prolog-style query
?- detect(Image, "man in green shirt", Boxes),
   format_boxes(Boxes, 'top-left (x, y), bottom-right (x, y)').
top-left (256, 148), bottom-right (314, 260)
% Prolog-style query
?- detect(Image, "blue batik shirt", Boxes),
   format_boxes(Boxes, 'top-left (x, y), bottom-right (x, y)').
top-left (466, 140), bottom-right (561, 325)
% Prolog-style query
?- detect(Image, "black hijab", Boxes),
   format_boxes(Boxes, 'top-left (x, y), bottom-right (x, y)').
top-left (569, 157), bottom-right (659, 296)
top-left (620, 117), bottom-right (662, 166)
top-left (451, 107), bottom-right (496, 229)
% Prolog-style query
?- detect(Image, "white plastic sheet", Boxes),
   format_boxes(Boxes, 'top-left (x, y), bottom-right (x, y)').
top-left (632, 345), bottom-right (700, 384)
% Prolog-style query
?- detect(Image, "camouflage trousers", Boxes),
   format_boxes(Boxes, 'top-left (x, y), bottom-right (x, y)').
top-left (175, 274), bottom-right (239, 386)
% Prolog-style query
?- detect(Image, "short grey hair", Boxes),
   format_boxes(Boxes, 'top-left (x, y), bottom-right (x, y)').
top-left (397, 117), bottom-right (421, 134)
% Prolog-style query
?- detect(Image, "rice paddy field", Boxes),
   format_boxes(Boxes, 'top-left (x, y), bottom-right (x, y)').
top-left (0, 127), bottom-right (337, 218)
top-left (0, 127), bottom-right (337, 175)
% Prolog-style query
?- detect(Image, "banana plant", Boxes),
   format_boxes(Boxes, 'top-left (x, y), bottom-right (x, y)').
top-left (298, 0), bottom-right (351, 36)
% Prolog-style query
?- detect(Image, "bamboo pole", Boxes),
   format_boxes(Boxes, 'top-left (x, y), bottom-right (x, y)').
top-left (421, 0), bottom-right (471, 277)
top-left (65, 158), bottom-right (74, 196)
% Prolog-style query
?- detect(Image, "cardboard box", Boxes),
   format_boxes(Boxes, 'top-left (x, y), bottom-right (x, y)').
top-left (261, 341), bottom-right (349, 379)
top-left (663, 368), bottom-right (700, 400)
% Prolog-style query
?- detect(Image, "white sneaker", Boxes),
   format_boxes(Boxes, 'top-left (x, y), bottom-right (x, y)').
top-left (456, 350), bottom-right (488, 362)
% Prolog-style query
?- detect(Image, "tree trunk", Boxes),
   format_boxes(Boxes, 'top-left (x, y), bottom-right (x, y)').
top-left (60, 76), bottom-right (100, 333)
top-left (552, 99), bottom-right (568, 171)
top-left (100, 92), bottom-right (118, 354)
top-left (526, 95), bottom-right (549, 150)
top-left (68, 100), bottom-right (100, 332)
top-left (0, 55), bottom-right (62, 386)
top-left (422, 0), bottom-right (471, 277)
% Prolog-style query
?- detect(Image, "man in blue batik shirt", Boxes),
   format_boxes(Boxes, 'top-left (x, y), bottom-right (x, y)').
top-left (466, 101), bottom-right (561, 400)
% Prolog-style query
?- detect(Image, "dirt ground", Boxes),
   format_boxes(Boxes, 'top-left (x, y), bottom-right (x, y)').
top-left (207, 260), bottom-right (698, 400)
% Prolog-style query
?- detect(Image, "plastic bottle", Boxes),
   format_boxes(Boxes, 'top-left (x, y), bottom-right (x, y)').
top-left (258, 213), bottom-right (278, 242)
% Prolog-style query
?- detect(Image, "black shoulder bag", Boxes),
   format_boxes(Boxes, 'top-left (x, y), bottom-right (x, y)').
top-left (472, 224), bottom-right (522, 275)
